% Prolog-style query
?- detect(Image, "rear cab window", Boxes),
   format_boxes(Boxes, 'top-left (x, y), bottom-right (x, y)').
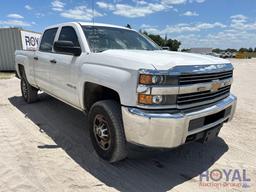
top-left (39, 28), bottom-right (58, 52)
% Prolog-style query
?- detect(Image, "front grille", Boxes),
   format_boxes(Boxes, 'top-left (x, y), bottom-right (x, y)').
top-left (177, 85), bottom-right (231, 107)
top-left (175, 69), bottom-right (233, 108)
top-left (179, 70), bottom-right (233, 85)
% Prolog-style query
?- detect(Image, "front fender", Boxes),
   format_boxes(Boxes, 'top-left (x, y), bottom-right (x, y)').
top-left (78, 63), bottom-right (138, 109)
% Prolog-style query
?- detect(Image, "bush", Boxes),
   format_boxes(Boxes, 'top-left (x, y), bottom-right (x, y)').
top-left (235, 52), bottom-right (247, 59)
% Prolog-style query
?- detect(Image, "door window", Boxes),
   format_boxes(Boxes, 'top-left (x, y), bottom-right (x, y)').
top-left (39, 28), bottom-right (58, 52)
top-left (58, 26), bottom-right (80, 47)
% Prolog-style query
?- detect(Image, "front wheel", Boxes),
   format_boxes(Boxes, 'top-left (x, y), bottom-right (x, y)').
top-left (89, 100), bottom-right (127, 163)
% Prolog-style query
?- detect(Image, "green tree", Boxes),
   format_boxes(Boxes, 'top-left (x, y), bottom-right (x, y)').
top-left (143, 31), bottom-right (181, 51)
top-left (165, 39), bottom-right (181, 51)
top-left (239, 48), bottom-right (248, 52)
top-left (248, 48), bottom-right (253, 52)
top-left (148, 34), bottom-right (165, 46)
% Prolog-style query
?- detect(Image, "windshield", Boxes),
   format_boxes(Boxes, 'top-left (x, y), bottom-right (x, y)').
top-left (82, 26), bottom-right (160, 52)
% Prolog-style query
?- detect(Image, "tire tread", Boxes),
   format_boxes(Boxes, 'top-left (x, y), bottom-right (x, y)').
top-left (20, 68), bottom-right (38, 103)
top-left (89, 100), bottom-right (127, 163)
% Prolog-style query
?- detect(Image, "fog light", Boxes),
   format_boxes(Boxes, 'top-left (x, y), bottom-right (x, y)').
top-left (152, 95), bottom-right (163, 104)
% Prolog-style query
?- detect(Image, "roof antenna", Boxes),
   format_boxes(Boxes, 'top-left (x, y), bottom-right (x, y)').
top-left (126, 24), bottom-right (131, 29)
top-left (91, 0), bottom-right (96, 52)
top-left (92, 0), bottom-right (95, 25)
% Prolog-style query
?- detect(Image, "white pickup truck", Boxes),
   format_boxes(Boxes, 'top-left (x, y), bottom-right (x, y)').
top-left (15, 22), bottom-right (237, 162)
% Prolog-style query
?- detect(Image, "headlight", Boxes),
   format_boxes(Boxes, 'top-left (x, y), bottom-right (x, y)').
top-left (139, 74), bottom-right (164, 85)
top-left (137, 70), bottom-right (178, 106)
top-left (139, 74), bottom-right (178, 85)
top-left (152, 75), bottom-right (164, 84)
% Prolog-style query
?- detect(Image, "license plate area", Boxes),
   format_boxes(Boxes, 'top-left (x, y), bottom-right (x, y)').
top-left (185, 123), bottom-right (223, 143)
top-left (188, 106), bottom-right (232, 132)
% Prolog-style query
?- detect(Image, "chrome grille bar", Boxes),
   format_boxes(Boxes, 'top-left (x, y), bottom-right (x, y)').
top-left (178, 91), bottom-right (230, 104)
top-left (179, 71), bottom-right (233, 85)
top-left (178, 85), bottom-right (231, 100)
top-left (177, 93), bottom-right (230, 109)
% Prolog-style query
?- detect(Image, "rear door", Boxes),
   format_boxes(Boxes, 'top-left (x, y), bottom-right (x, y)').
top-left (34, 28), bottom-right (58, 91)
top-left (49, 25), bottom-right (82, 107)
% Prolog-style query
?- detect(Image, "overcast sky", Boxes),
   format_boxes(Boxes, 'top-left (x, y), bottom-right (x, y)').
top-left (1, 0), bottom-right (256, 49)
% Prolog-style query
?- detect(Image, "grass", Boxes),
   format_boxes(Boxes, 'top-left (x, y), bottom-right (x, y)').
top-left (0, 72), bottom-right (15, 79)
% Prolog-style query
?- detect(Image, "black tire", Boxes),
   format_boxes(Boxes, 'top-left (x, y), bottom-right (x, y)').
top-left (89, 100), bottom-right (127, 163)
top-left (20, 70), bottom-right (38, 103)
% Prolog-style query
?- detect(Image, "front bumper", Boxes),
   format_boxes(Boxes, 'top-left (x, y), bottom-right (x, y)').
top-left (122, 94), bottom-right (237, 148)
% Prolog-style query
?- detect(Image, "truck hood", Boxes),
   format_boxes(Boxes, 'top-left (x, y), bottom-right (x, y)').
top-left (101, 50), bottom-right (229, 70)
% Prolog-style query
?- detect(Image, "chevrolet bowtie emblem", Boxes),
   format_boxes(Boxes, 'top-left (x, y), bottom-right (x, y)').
top-left (211, 80), bottom-right (221, 92)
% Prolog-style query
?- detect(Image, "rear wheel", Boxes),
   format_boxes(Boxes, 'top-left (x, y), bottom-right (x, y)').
top-left (89, 100), bottom-right (127, 163)
top-left (20, 70), bottom-right (38, 103)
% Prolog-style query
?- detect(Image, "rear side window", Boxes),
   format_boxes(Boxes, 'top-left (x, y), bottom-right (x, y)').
top-left (39, 28), bottom-right (58, 52)
top-left (58, 26), bottom-right (80, 47)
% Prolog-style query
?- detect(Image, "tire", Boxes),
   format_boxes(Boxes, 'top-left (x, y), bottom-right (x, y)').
top-left (89, 100), bottom-right (127, 163)
top-left (20, 70), bottom-right (38, 103)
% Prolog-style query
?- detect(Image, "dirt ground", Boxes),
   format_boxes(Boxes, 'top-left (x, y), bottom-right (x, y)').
top-left (0, 59), bottom-right (255, 192)
top-left (0, 72), bottom-right (15, 79)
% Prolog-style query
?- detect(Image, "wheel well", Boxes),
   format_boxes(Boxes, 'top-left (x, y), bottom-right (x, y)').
top-left (83, 82), bottom-right (121, 111)
top-left (17, 64), bottom-right (25, 78)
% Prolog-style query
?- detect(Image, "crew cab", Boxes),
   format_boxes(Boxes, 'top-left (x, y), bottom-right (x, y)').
top-left (15, 22), bottom-right (237, 162)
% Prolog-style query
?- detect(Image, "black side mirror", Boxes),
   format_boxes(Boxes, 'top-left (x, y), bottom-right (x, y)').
top-left (53, 40), bottom-right (81, 56)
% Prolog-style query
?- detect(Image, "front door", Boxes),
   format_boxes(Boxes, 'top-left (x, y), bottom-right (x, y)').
top-left (49, 26), bottom-right (81, 107)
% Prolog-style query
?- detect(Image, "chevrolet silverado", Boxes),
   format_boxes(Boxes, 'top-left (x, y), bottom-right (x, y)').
top-left (15, 22), bottom-right (237, 162)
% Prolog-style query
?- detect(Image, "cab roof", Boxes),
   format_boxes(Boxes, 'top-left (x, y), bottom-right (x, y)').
top-left (79, 22), bottom-right (134, 30)
top-left (44, 22), bottom-right (134, 31)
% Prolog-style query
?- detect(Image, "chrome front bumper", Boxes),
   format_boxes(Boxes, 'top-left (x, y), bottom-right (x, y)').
top-left (122, 94), bottom-right (237, 148)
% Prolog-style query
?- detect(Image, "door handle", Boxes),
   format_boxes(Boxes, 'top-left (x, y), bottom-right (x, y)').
top-left (34, 57), bottom-right (38, 60)
top-left (50, 59), bottom-right (57, 64)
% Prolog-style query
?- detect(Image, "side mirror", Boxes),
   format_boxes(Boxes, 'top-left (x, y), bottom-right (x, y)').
top-left (53, 41), bottom-right (81, 56)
